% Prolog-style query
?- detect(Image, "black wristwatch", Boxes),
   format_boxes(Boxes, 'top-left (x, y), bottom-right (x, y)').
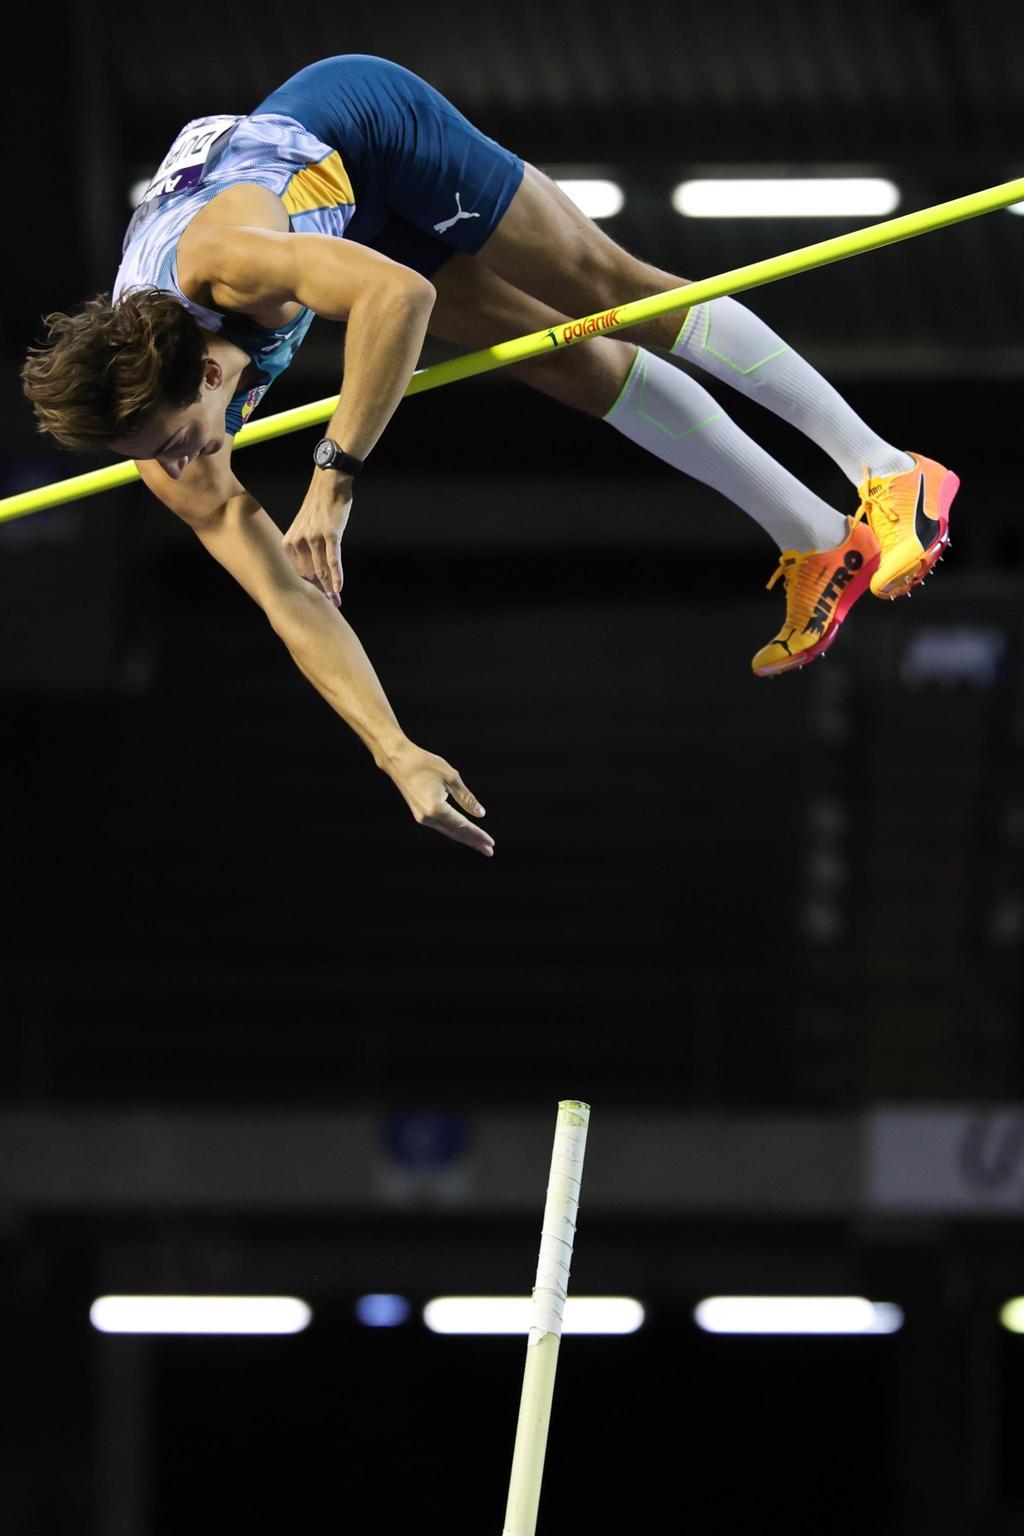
top-left (313, 438), bottom-right (364, 476)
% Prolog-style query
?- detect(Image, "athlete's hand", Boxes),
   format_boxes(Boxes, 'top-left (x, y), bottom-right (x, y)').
top-left (282, 471), bottom-right (353, 607)
top-left (384, 741), bottom-right (494, 857)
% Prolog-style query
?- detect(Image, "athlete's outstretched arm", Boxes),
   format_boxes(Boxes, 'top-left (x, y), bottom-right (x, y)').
top-left (134, 447), bottom-right (493, 857)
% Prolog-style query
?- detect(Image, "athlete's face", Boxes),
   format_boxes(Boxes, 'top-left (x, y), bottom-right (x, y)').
top-left (110, 355), bottom-right (228, 479)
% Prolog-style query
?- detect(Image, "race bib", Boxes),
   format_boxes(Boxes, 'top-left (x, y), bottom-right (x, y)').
top-left (139, 115), bottom-right (242, 204)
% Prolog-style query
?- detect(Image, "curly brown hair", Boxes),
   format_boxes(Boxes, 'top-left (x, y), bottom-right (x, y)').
top-left (20, 286), bottom-right (209, 453)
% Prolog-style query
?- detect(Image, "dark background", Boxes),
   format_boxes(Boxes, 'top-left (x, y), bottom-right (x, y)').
top-left (3, 1), bottom-right (1024, 1532)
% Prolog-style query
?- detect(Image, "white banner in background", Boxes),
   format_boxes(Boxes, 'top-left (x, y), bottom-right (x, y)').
top-left (866, 1107), bottom-right (1024, 1214)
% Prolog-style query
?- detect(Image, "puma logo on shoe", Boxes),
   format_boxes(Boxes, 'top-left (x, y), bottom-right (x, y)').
top-left (433, 192), bottom-right (481, 234)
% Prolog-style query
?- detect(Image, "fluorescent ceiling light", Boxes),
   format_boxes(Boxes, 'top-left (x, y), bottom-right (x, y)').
top-left (90, 1295), bottom-right (312, 1335)
top-left (555, 179), bottom-right (625, 219)
top-left (673, 178), bottom-right (900, 218)
top-left (1008, 200), bottom-right (1024, 215)
top-left (423, 1296), bottom-right (644, 1335)
top-left (694, 1296), bottom-right (904, 1335)
top-left (128, 178), bottom-right (152, 209)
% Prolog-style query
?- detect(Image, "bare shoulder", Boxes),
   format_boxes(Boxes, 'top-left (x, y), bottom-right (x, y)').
top-left (177, 183), bottom-right (291, 293)
top-left (137, 441), bottom-right (314, 620)
top-left (135, 434), bottom-right (244, 527)
top-left (191, 181), bottom-right (290, 234)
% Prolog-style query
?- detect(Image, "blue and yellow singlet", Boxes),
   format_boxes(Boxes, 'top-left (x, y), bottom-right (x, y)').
top-left (112, 113), bottom-right (355, 434)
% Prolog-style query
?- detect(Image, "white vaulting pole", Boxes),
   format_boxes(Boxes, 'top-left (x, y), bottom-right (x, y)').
top-left (502, 1099), bottom-right (591, 1536)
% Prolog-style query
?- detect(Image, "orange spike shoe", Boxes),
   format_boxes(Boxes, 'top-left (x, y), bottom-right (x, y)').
top-left (752, 516), bottom-right (881, 677)
top-left (853, 452), bottom-right (960, 599)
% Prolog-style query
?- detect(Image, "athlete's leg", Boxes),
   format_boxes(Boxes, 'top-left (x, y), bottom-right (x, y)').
top-left (430, 256), bottom-right (850, 557)
top-left (476, 164), bottom-right (915, 487)
top-left (429, 255), bottom-right (627, 415)
top-left (432, 255), bottom-right (883, 677)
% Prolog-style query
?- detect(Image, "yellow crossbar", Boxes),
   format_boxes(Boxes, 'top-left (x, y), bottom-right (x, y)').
top-left (4, 173), bottom-right (1023, 525)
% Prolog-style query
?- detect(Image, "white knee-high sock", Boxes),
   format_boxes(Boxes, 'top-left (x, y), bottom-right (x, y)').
top-left (672, 297), bottom-right (915, 487)
top-left (604, 348), bottom-right (848, 554)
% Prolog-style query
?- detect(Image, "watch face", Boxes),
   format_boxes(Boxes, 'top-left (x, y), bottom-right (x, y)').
top-left (314, 439), bottom-right (335, 468)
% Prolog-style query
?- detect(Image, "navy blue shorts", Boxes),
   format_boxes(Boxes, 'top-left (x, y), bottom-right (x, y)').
top-left (252, 55), bottom-right (525, 277)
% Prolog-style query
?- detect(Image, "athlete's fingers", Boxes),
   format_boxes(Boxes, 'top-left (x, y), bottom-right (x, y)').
top-left (444, 771), bottom-right (486, 819)
top-left (311, 535), bottom-right (343, 605)
top-left (283, 533), bottom-right (316, 584)
top-left (288, 542), bottom-right (334, 603)
top-left (421, 802), bottom-right (495, 855)
top-left (324, 539), bottom-right (344, 599)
